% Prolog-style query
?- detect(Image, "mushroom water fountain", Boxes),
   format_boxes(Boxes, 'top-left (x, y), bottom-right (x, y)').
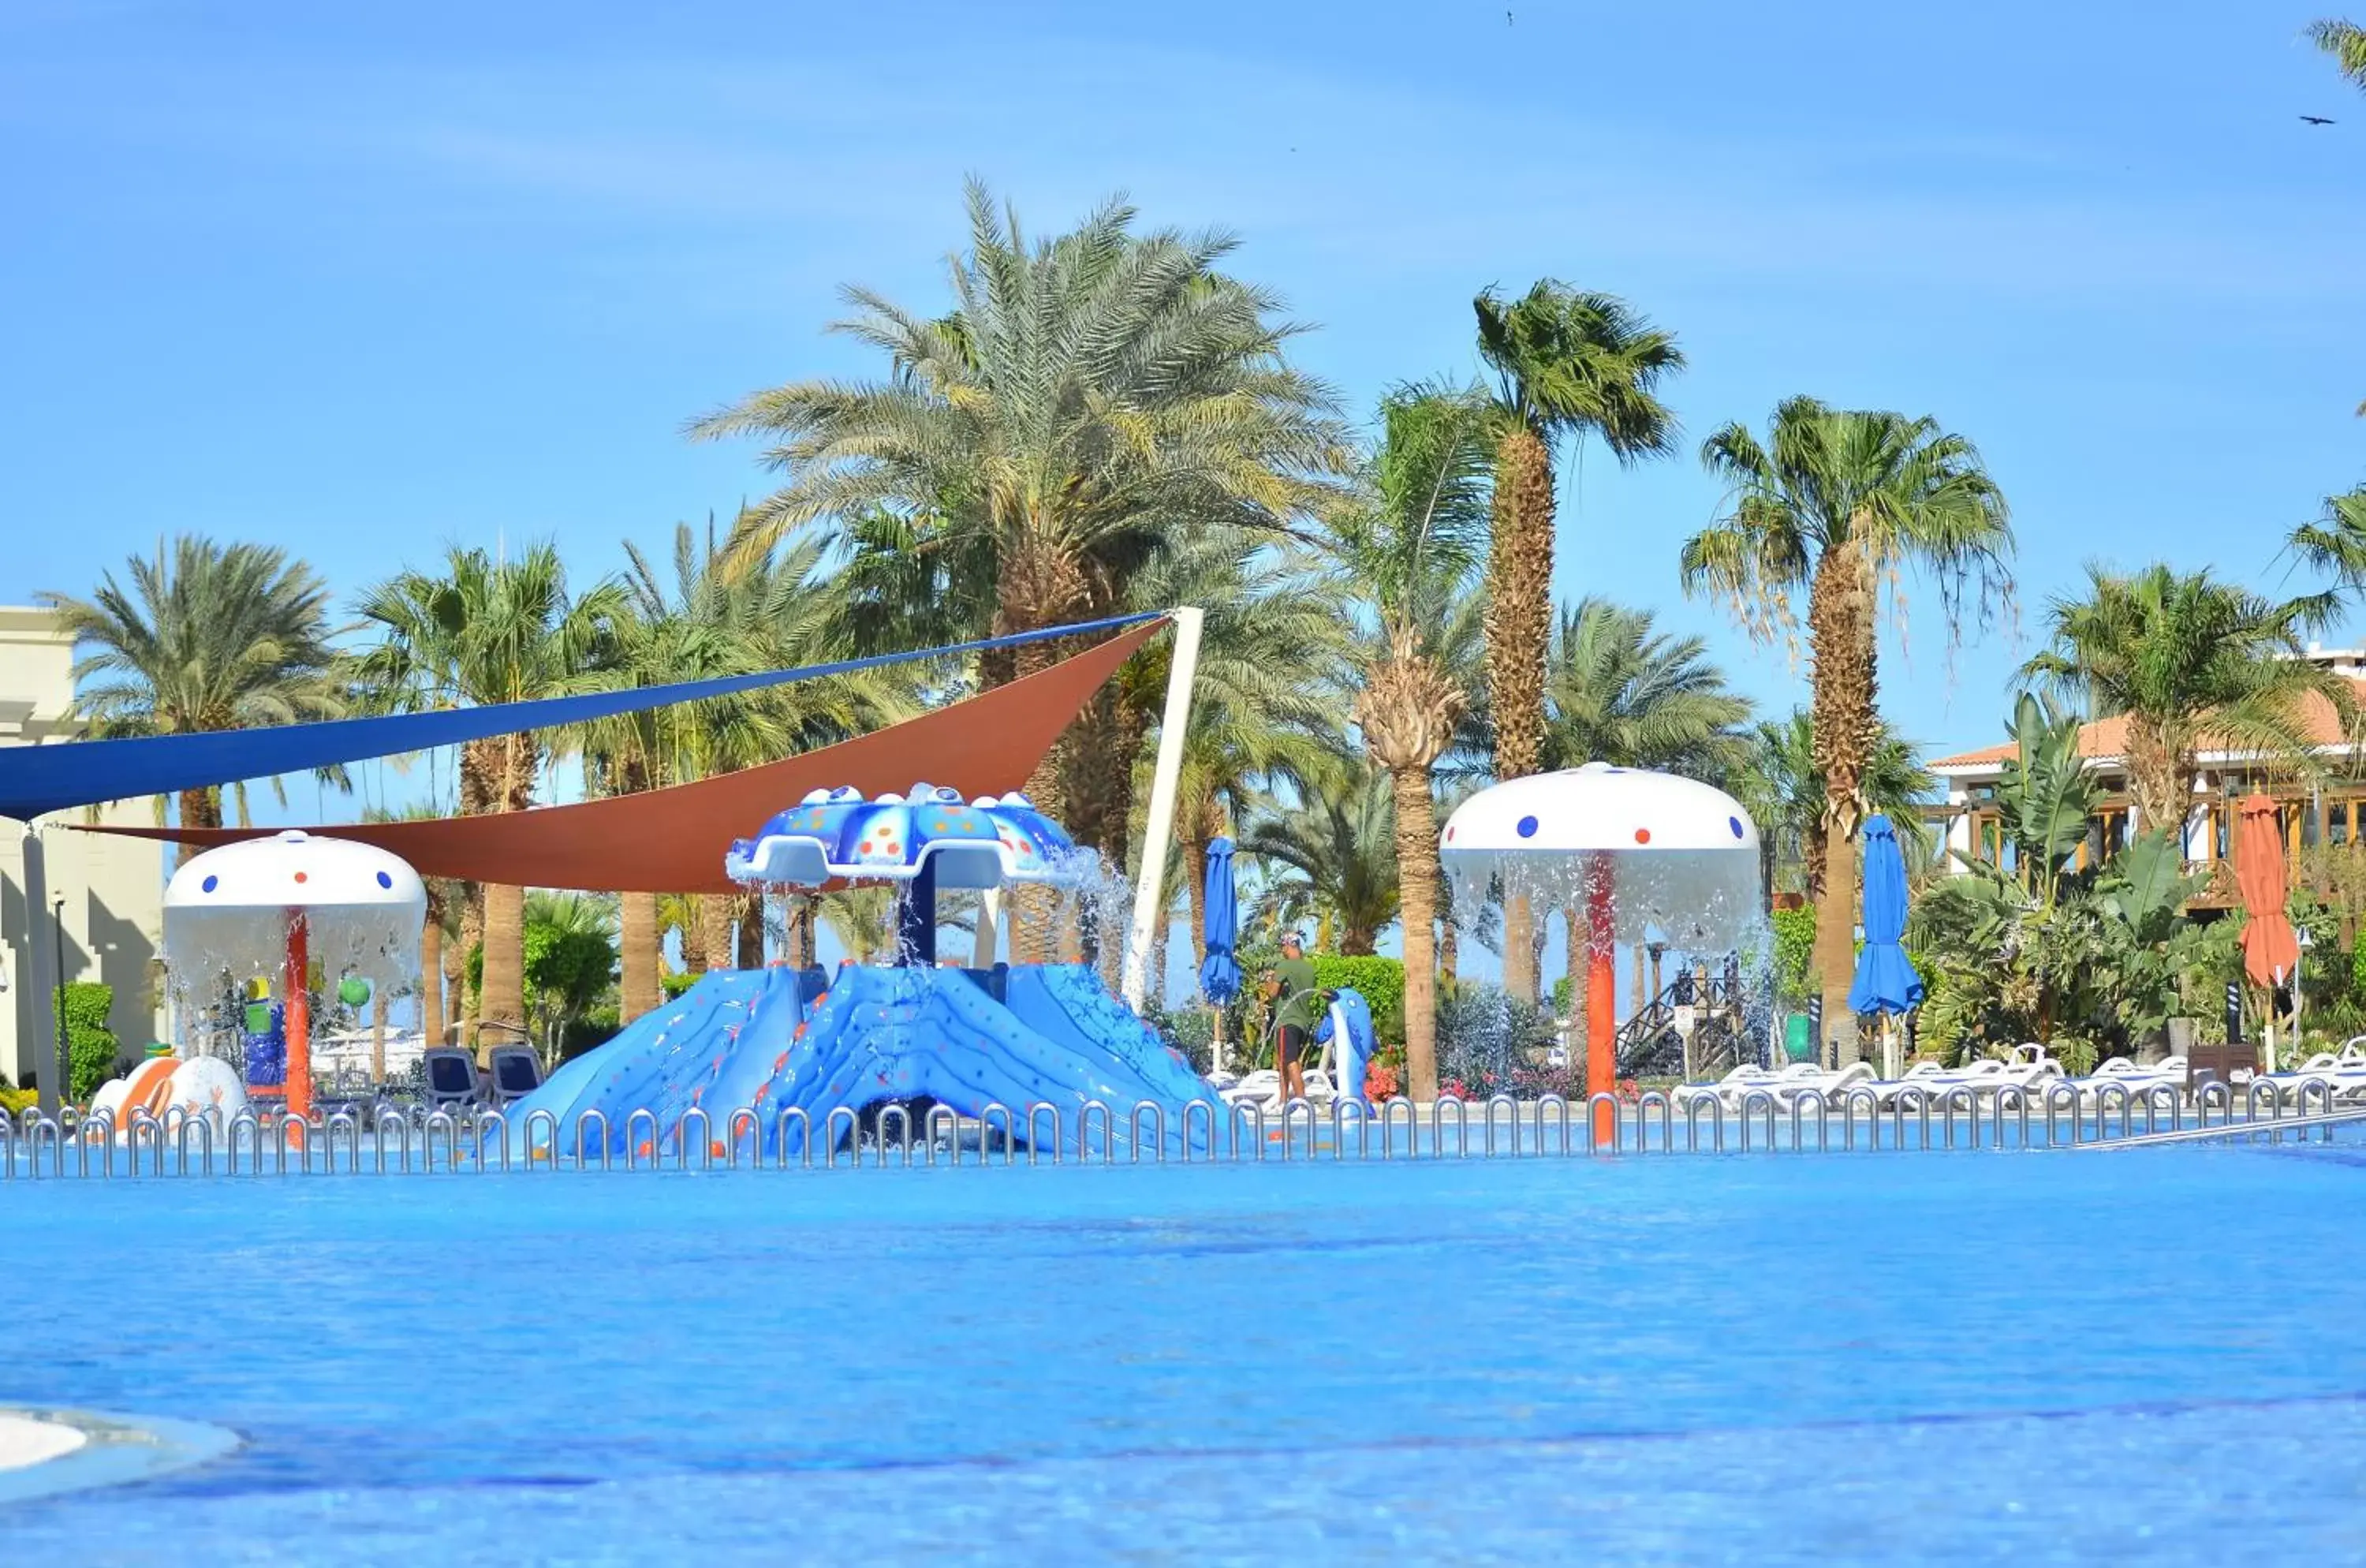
top-left (162, 830), bottom-right (427, 1123)
top-left (1440, 763), bottom-right (1763, 1120)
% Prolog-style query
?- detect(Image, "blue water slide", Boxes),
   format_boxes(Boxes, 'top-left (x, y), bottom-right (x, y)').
top-left (502, 961), bottom-right (1214, 1163)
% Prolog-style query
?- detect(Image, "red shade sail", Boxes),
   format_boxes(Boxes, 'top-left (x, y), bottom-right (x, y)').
top-left (77, 622), bottom-right (1162, 894)
top-left (2234, 792), bottom-right (2300, 988)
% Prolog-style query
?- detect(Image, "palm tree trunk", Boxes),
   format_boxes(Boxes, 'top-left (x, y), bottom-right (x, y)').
top-left (1490, 424), bottom-right (1556, 1004)
top-left (1808, 541), bottom-right (1879, 1067)
top-left (737, 891), bottom-right (765, 969)
top-left (442, 924), bottom-right (465, 1043)
top-left (1441, 919), bottom-right (1460, 985)
top-left (2125, 718), bottom-right (2189, 851)
top-left (174, 786), bottom-right (220, 865)
top-left (788, 897), bottom-right (816, 970)
top-left (371, 986), bottom-right (388, 1086)
top-left (700, 895), bottom-right (734, 971)
top-left (677, 900), bottom-right (708, 973)
top-left (419, 899), bottom-right (446, 1048)
top-left (620, 891), bottom-right (660, 1022)
top-left (1390, 767), bottom-right (1444, 1102)
top-left (478, 881), bottom-right (525, 1055)
top-left (457, 888), bottom-right (484, 1040)
top-left (999, 548), bottom-right (1093, 964)
top-left (1562, 898), bottom-right (1588, 1073)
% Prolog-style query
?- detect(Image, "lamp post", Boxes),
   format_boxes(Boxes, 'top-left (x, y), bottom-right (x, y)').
top-left (50, 893), bottom-right (68, 1103)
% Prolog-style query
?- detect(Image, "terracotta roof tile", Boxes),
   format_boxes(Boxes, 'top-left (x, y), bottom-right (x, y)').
top-left (1929, 679), bottom-right (2364, 771)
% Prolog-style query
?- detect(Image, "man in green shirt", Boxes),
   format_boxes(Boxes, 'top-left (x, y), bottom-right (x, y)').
top-left (1268, 932), bottom-right (1321, 1104)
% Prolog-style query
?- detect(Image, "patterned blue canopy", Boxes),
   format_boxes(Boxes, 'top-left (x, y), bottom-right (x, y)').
top-left (724, 783), bottom-right (1083, 890)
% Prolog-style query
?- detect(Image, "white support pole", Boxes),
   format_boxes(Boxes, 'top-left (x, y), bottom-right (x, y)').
top-left (972, 888), bottom-right (1002, 969)
top-left (1121, 607), bottom-right (1204, 1012)
top-left (16, 821), bottom-right (61, 1115)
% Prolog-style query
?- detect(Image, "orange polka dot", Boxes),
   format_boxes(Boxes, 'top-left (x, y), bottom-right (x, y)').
top-left (1633, 827), bottom-right (1651, 844)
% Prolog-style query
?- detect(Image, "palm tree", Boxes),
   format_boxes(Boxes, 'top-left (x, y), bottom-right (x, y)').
top-left (583, 519), bottom-right (913, 1018)
top-left (2020, 563), bottom-right (2353, 833)
top-left (2313, 18), bottom-right (2366, 88)
top-left (1473, 282), bottom-right (1684, 1001)
top-left (2290, 487), bottom-right (2366, 595)
top-left (364, 803), bottom-right (465, 1046)
top-left (1323, 383), bottom-right (1496, 1098)
top-left (1680, 397), bottom-right (2011, 1064)
top-left (1118, 532), bottom-right (1351, 956)
top-left (1725, 710), bottom-right (1935, 900)
top-left (37, 536), bottom-right (345, 858)
top-left (1241, 767), bottom-right (1401, 955)
top-left (1536, 595), bottom-right (1752, 1035)
top-left (691, 181), bottom-right (1349, 880)
top-left (1542, 597), bottom-right (1752, 779)
top-left (352, 543), bottom-right (627, 1049)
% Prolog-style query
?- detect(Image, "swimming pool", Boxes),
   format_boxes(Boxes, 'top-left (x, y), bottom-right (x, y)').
top-left (6, 1144), bottom-right (2365, 1563)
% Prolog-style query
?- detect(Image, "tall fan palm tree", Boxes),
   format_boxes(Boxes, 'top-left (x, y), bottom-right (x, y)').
top-left (1542, 597), bottom-right (1752, 780)
top-left (2020, 563), bottom-right (2352, 832)
top-left (1680, 396), bottom-right (2011, 1063)
top-left (1726, 710), bottom-right (1936, 900)
top-left (1473, 281), bottom-right (1684, 1000)
top-left (1536, 596), bottom-right (1752, 1027)
top-left (1241, 766), bottom-right (1401, 956)
top-left (37, 536), bottom-right (346, 857)
top-left (1323, 382), bottom-right (1496, 1098)
top-left (691, 181), bottom-right (1349, 861)
top-left (352, 543), bottom-right (627, 1050)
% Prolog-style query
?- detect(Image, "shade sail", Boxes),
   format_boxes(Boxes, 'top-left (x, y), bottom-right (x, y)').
top-left (77, 622), bottom-right (1163, 894)
top-left (0, 610), bottom-right (1162, 822)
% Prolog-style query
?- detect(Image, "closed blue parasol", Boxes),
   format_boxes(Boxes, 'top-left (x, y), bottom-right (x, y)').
top-left (1198, 836), bottom-right (1241, 1006)
top-left (1847, 814), bottom-right (1924, 1015)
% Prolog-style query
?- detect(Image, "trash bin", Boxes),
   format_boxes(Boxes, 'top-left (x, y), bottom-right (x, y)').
top-left (1782, 1012), bottom-right (1816, 1064)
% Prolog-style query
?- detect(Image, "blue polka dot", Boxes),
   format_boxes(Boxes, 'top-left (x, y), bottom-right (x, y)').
top-left (1729, 816), bottom-right (1745, 838)
top-left (376, 870), bottom-right (394, 888)
top-left (201, 875), bottom-right (218, 893)
top-left (1516, 815), bottom-right (1539, 839)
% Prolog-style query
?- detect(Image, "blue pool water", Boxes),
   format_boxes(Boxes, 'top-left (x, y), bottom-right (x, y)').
top-left (6, 1144), bottom-right (2366, 1563)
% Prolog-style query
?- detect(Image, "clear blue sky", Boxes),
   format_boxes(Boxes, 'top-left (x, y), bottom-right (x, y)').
top-left (5, 0), bottom-right (2364, 777)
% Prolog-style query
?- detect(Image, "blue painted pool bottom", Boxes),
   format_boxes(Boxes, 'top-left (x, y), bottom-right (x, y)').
top-left (6, 1144), bottom-right (2366, 1563)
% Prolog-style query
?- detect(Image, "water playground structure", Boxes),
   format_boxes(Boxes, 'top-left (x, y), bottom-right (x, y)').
top-left (1441, 762), bottom-right (1763, 1117)
top-left (147, 831), bottom-right (425, 1124)
top-left (501, 784), bottom-right (1217, 1161)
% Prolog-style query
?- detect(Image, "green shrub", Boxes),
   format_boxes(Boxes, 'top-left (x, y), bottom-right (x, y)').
top-left (661, 970), bottom-right (699, 1000)
top-left (1312, 955), bottom-right (1404, 1044)
top-left (56, 981), bottom-right (120, 1102)
top-left (1771, 905), bottom-right (1816, 1008)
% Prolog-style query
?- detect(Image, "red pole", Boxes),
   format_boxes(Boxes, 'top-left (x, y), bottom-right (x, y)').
top-left (285, 912), bottom-right (312, 1128)
top-left (1585, 852), bottom-right (1617, 1145)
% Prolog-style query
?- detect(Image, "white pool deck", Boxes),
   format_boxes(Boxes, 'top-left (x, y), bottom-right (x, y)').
top-left (0, 1412), bottom-right (86, 1472)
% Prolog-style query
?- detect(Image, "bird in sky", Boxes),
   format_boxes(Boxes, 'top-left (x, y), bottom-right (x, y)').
top-left (2301, 114), bottom-right (2337, 125)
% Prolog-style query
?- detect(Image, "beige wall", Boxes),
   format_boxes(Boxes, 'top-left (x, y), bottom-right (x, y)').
top-left (0, 606), bottom-right (166, 1089)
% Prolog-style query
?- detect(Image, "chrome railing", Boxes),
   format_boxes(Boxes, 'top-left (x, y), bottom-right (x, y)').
top-left (6, 1078), bottom-right (2363, 1178)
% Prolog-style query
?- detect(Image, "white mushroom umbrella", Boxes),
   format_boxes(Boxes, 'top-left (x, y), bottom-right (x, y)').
top-left (1440, 763), bottom-right (1762, 1103)
top-left (162, 830), bottom-right (426, 1122)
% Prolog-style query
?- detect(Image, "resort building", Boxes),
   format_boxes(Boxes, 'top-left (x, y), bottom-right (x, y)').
top-left (1929, 644), bottom-right (2366, 909)
top-left (0, 605), bottom-right (166, 1088)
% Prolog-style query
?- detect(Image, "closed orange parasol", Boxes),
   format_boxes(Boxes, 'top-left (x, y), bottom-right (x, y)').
top-left (2234, 793), bottom-right (2299, 989)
